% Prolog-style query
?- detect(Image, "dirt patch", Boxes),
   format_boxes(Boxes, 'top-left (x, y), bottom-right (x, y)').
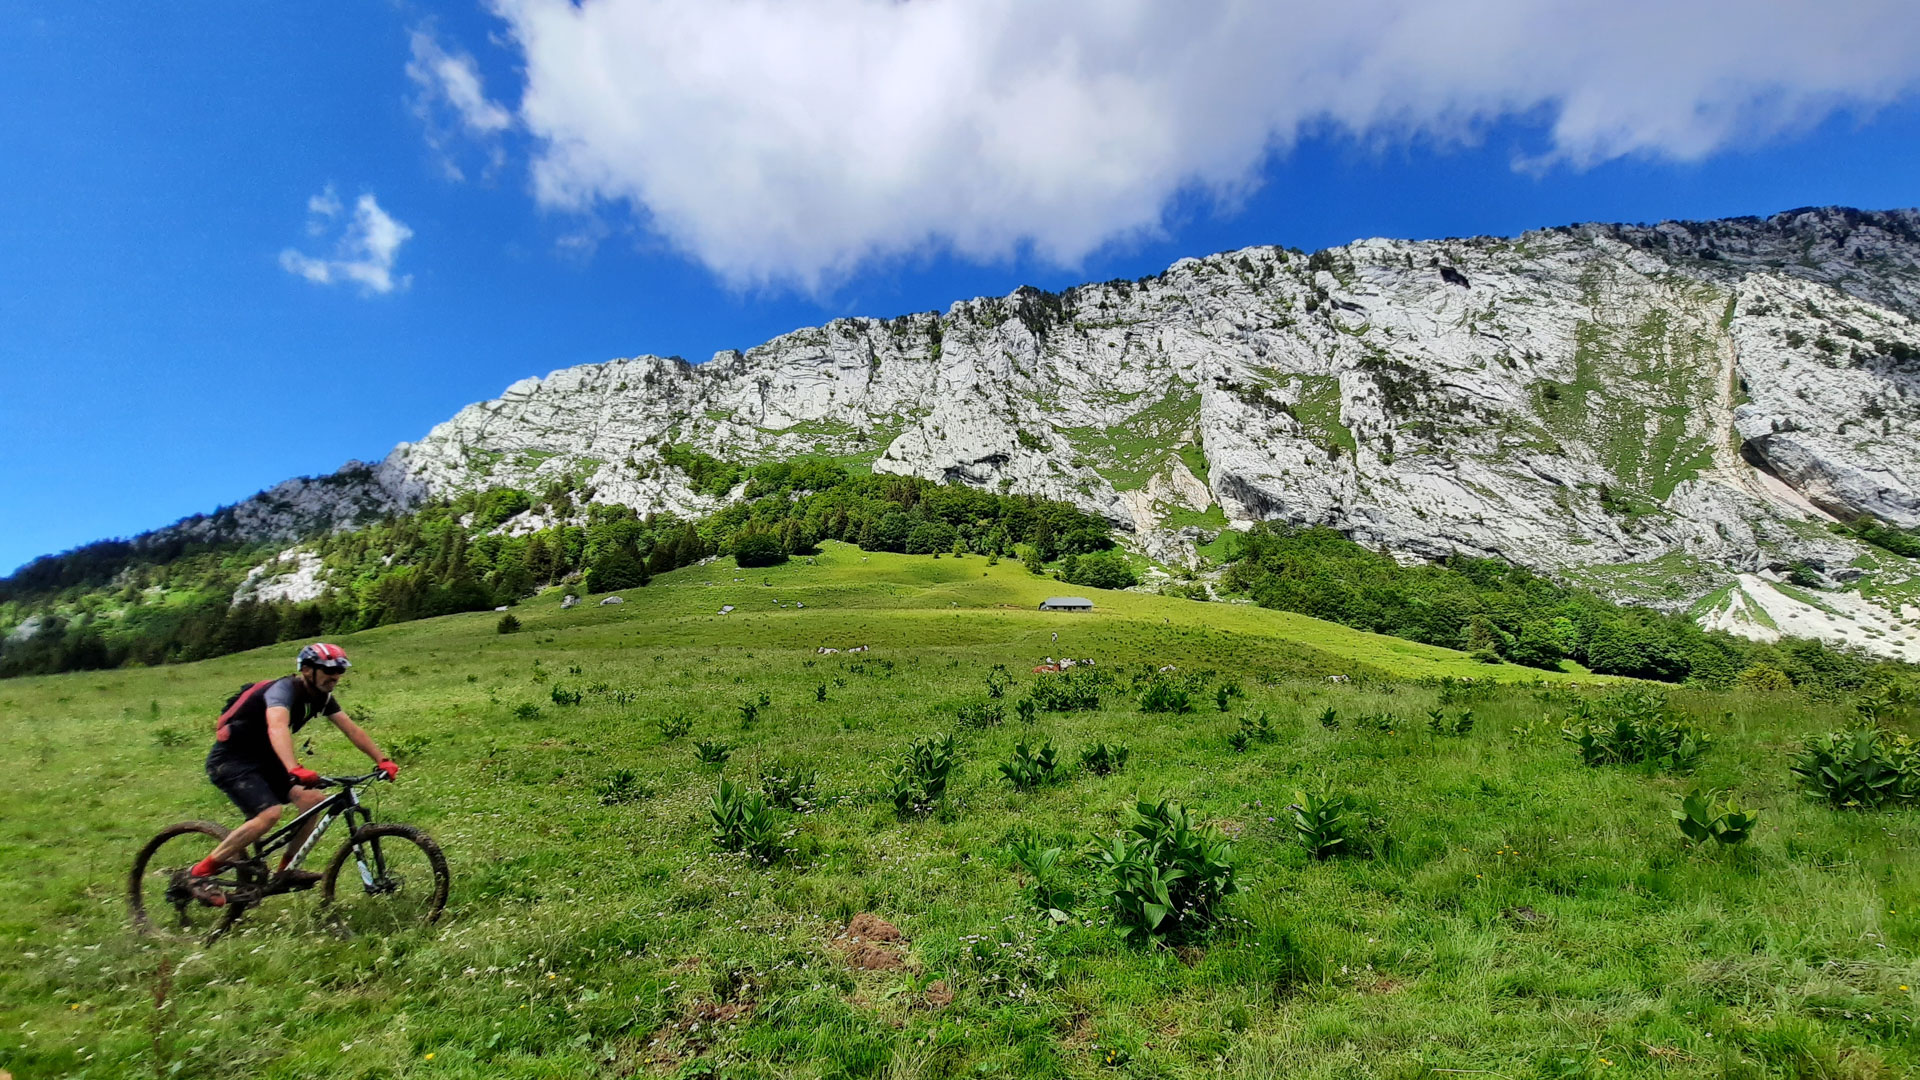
top-left (1174, 945), bottom-right (1206, 967)
top-left (923, 980), bottom-right (954, 1009)
top-left (847, 912), bottom-right (903, 942)
top-left (1211, 818), bottom-right (1247, 839)
top-left (835, 912), bottom-right (909, 971)
top-left (1361, 976), bottom-right (1405, 995)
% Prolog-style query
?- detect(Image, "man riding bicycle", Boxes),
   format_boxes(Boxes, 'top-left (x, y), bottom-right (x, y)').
top-left (182, 643), bottom-right (398, 906)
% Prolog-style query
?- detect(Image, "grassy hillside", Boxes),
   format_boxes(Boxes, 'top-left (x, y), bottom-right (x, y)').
top-left (2, 545), bottom-right (1915, 1079)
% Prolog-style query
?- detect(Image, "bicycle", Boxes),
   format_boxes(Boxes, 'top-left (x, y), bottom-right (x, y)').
top-left (129, 770), bottom-right (449, 942)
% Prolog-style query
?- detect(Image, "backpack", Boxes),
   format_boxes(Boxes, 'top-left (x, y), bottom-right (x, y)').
top-left (215, 679), bottom-right (278, 742)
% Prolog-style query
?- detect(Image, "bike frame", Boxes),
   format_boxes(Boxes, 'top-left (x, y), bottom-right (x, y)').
top-left (248, 771), bottom-right (382, 872)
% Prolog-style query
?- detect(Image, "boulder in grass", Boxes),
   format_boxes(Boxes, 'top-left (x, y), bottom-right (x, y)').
top-left (600, 596), bottom-right (624, 606)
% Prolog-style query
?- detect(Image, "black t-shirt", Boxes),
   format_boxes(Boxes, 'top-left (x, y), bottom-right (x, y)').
top-left (208, 675), bottom-right (340, 770)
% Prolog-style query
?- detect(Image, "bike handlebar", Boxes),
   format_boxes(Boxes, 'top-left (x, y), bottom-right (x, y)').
top-left (314, 770), bottom-right (391, 789)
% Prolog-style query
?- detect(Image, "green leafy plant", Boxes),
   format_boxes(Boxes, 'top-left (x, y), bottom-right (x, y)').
top-left (1226, 730), bottom-right (1250, 754)
top-left (1290, 788), bottom-right (1354, 860)
top-left (1078, 740), bottom-right (1130, 776)
top-left (1138, 678), bottom-right (1193, 714)
top-left (1030, 669), bottom-right (1103, 712)
top-left (512, 703), bottom-right (542, 721)
top-left (1007, 835), bottom-right (1075, 923)
top-left (1674, 788), bottom-right (1757, 846)
top-left (985, 665), bottom-right (1013, 699)
top-left (1014, 697), bottom-right (1038, 725)
top-left (1561, 689), bottom-right (1710, 772)
top-left (1093, 799), bottom-right (1237, 946)
top-left (957, 701), bottom-right (1005, 729)
top-left (1239, 711), bottom-right (1276, 743)
top-left (814, 683), bottom-right (828, 702)
top-left (758, 760), bottom-right (818, 812)
top-left (1316, 706), bottom-right (1339, 730)
top-left (1214, 685), bottom-right (1233, 712)
top-left (655, 714), bottom-right (693, 740)
top-left (737, 699), bottom-right (760, 729)
top-left (496, 613), bottom-right (521, 634)
top-left (1425, 707), bottom-right (1474, 736)
top-left (709, 778), bottom-right (785, 863)
top-left (694, 739), bottom-right (733, 765)
top-left (550, 685), bottom-right (584, 707)
top-left (887, 733), bottom-right (958, 817)
top-left (1789, 727), bottom-right (1919, 809)
top-left (999, 741), bottom-right (1061, 791)
top-left (596, 768), bottom-right (651, 806)
top-left (152, 726), bottom-right (190, 748)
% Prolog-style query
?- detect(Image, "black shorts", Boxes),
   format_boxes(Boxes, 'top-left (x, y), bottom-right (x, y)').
top-left (206, 753), bottom-right (292, 819)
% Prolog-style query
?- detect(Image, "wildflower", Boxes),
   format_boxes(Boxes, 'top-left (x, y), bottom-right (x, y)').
top-left (425, 1052), bottom-right (435, 1060)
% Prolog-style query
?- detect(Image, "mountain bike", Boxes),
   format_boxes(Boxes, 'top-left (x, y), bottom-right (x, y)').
top-left (129, 770), bottom-right (448, 942)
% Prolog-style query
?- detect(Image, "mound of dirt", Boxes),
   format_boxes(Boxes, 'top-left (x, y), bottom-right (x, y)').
top-left (836, 912), bottom-right (908, 970)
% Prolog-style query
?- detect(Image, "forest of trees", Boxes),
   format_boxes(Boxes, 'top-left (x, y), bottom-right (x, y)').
top-left (1218, 523), bottom-right (1898, 695)
top-left (0, 459), bottom-right (1113, 677)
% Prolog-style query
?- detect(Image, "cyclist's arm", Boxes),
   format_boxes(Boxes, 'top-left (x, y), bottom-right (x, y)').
top-left (328, 711), bottom-right (385, 764)
top-left (265, 706), bottom-right (299, 775)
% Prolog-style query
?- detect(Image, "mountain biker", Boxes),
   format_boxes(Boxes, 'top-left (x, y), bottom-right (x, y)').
top-left (181, 643), bottom-right (398, 906)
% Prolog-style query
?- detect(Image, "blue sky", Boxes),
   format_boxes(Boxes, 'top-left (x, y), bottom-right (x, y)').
top-left (4, 1), bottom-right (1920, 576)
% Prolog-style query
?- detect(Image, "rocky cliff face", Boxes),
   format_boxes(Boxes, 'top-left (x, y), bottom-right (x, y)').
top-left (152, 207), bottom-right (1920, 658)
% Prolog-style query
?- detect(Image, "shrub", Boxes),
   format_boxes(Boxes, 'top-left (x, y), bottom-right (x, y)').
top-left (1789, 727), bottom-right (1919, 808)
top-left (1138, 678), bottom-right (1192, 714)
top-left (596, 768), bottom-right (650, 806)
top-left (512, 703), bottom-right (542, 721)
top-left (1095, 800), bottom-right (1237, 946)
top-left (1425, 707), bottom-right (1474, 736)
top-left (1737, 664), bottom-right (1793, 691)
top-left (1239, 711), bottom-right (1276, 743)
top-left (1014, 697), bottom-right (1038, 725)
top-left (1674, 789), bottom-right (1757, 845)
top-left (737, 699), bottom-right (760, 729)
top-left (694, 739), bottom-right (733, 765)
top-left (957, 701), bottom-right (1005, 729)
top-left (731, 531), bottom-right (788, 568)
top-left (985, 665), bottom-right (1013, 699)
top-left (152, 726), bottom-right (191, 748)
top-left (1316, 706), bottom-right (1339, 730)
top-left (1226, 731), bottom-right (1250, 753)
top-left (550, 685), bottom-right (584, 707)
top-left (1078, 740), bottom-right (1130, 776)
top-left (1029, 669), bottom-right (1103, 712)
top-left (709, 778), bottom-right (785, 863)
top-left (1061, 550), bottom-right (1138, 590)
top-left (655, 714), bottom-right (692, 740)
top-left (1007, 835), bottom-right (1075, 923)
top-left (1561, 689), bottom-right (1711, 772)
top-left (759, 760), bottom-right (818, 812)
top-left (886, 733), bottom-right (958, 817)
top-left (999, 741), bottom-right (1061, 791)
top-left (1291, 788), bottom-right (1354, 860)
top-left (496, 613), bottom-right (522, 634)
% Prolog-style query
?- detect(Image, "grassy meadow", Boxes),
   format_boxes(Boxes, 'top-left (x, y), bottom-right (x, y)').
top-left (1, 543), bottom-right (1915, 1079)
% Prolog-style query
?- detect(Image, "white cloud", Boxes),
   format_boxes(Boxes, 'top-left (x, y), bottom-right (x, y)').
top-left (279, 187), bottom-right (414, 295)
top-left (408, 27), bottom-right (513, 181)
top-left (482, 0), bottom-right (1920, 289)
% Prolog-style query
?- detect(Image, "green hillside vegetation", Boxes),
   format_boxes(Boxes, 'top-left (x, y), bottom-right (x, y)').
top-left (1219, 523), bottom-right (1895, 695)
top-left (0, 463), bottom-right (1115, 679)
top-left (3, 548), bottom-right (1918, 1079)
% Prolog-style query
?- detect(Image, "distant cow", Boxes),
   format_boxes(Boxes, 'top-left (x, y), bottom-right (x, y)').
top-left (848, 645), bottom-right (870, 653)
top-left (817, 647), bottom-right (840, 654)
top-left (1032, 665), bottom-right (1059, 674)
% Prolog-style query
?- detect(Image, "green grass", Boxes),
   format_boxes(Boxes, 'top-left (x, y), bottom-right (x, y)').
top-left (2, 544), bottom-right (1916, 1079)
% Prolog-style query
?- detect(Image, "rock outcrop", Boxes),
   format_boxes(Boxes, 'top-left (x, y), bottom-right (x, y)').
top-left (118, 207), bottom-right (1920, 657)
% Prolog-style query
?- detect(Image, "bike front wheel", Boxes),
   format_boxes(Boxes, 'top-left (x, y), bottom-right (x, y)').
top-left (319, 823), bottom-right (449, 935)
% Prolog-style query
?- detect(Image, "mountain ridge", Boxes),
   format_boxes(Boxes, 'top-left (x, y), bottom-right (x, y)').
top-left (17, 205), bottom-right (1920, 658)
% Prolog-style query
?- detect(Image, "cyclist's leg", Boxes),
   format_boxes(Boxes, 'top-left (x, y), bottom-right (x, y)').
top-left (200, 757), bottom-right (289, 871)
top-left (276, 785), bottom-right (328, 871)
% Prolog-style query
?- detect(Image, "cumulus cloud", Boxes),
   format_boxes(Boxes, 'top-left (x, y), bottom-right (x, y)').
top-left (480, 0), bottom-right (1920, 288)
top-left (408, 27), bottom-right (513, 181)
top-left (279, 187), bottom-right (414, 295)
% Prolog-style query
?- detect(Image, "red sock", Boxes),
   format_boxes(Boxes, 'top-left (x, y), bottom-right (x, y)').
top-left (191, 856), bottom-right (222, 878)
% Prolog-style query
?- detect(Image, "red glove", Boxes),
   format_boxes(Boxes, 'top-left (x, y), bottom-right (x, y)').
top-left (288, 765), bottom-right (322, 787)
top-left (376, 759), bottom-right (399, 781)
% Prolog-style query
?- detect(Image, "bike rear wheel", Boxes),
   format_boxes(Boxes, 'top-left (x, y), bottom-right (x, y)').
top-left (128, 821), bottom-right (257, 941)
top-left (319, 823), bottom-right (449, 935)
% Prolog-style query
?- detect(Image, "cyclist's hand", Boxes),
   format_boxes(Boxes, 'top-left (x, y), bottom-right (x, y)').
top-left (376, 759), bottom-right (399, 781)
top-left (289, 765), bottom-right (323, 787)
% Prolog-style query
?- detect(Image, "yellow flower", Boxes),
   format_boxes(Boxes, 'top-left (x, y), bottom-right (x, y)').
top-left (424, 1052), bottom-right (435, 1060)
